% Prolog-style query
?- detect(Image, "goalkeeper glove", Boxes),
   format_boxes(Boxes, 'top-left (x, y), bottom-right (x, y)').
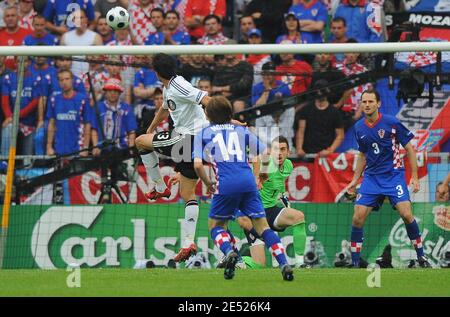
top-left (280, 193), bottom-right (290, 208)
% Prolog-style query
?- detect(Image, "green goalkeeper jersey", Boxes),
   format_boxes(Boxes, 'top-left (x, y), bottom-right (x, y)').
top-left (259, 157), bottom-right (293, 208)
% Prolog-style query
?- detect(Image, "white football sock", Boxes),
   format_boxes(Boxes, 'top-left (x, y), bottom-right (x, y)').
top-left (295, 254), bottom-right (304, 266)
top-left (140, 151), bottom-right (166, 192)
top-left (183, 200), bottom-right (199, 248)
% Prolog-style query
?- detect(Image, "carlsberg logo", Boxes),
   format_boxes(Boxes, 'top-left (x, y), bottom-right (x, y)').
top-left (31, 206), bottom-right (223, 269)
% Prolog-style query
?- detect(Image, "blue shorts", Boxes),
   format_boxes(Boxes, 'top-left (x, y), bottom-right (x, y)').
top-left (356, 172), bottom-right (410, 210)
top-left (209, 191), bottom-right (266, 220)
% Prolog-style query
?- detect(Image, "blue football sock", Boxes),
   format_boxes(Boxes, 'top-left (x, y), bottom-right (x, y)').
top-left (211, 227), bottom-right (233, 256)
top-left (351, 226), bottom-right (364, 267)
top-left (405, 219), bottom-right (424, 258)
top-left (261, 229), bottom-right (288, 267)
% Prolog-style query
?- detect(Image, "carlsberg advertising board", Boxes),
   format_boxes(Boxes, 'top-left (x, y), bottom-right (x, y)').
top-left (1, 203), bottom-right (449, 269)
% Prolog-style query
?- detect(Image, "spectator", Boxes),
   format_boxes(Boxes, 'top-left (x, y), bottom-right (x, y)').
top-left (197, 14), bottom-right (229, 45)
top-left (49, 58), bottom-right (87, 98)
top-left (18, 0), bottom-right (37, 31)
top-left (197, 78), bottom-right (213, 96)
top-left (137, 87), bottom-right (171, 136)
top-left (0, 0), bottom-right (18, 29)
top-left (1, 57), bottom-right (40, 156)
top-left (245, 28), bottom-right (271, 85)
top-left (61, 9), bottom-right (103, 78)
top-left (94, 0), bottom-right (129, 20)
top-left (329, 16), bottom-right (348, 63)
top-left (96, 16), bottom-right (115, 45)
top-left (311, 53), bottom-right (343, 105)
top-left (436, 173), bottom-right (450, 202)
top-left (245, 0), bottom-right (291, 44)
top-left (0, 6), bottom-right (32, 70)
top-left (23, 15), bottom-right (59, 46)
top-left (295, 80), bottom-right (344, 157)
top-left (276, 12), bottom-right (304, 44)
top-left (178, 54), bottom-right (214, 87)
top-left (335, 42), bottom-right (370, 130)
top-left (133, 55), bottom-right (161, 122)
top-left (145, 9), bottom-right (190, 45)
top-left (212, 53), bottom-right (254, 113)
top-left (31, 55), bottom-right (56, 155)
top-left (0, 55), bottom-right (9, 150)
top-left (275, 41), bottom-right (313, 96)
top-left (288, 0), bottom-right (328, 44)
top-left (128, 0), bottom-right (160, 45)
top-left (91, 78), bottom-right (137, 155)
top-left (104, 56), bottom-right (132, 105)
top-left (80, 55), bottom-right (109, 103)
top-left (43, 0), bottom-right (96, 36)
top-left (238, 15), bottom-right (255, 44)
top-left (253, 62), bottom-right (294, 149)
top-left (46, 69), bottom-right (91, 156)
top-left (334, 0), bottom-right (384, 43)
top-left (184, 0), bottom-right (226, 41)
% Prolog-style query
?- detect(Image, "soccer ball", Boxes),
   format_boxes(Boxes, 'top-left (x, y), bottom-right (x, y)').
top-left (106, 6), bottom-right (130, 30)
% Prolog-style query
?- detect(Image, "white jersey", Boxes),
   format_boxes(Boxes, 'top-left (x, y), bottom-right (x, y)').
top-left (163, 75), bottom-right (209, 135)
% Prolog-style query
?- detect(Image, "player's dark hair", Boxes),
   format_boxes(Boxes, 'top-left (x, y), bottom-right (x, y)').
top-left (32, 14), bottom-right (46, 22)
top-left (150, 7), bottom-right (165, 18)
top-left (361, 88), bottom-right (381, 103)
top-left (331, 17), bottom-right (346, 27)
top-left (203, 14), bottom-right (221, 26)
top-left (272, 136), bottom-right (290, 150)
top-left (166, 10), bottom-right (180, 20)
top-left (206, 96), bottom-right (233, 125)
top-left (152, 53), bottom-right (177, 80)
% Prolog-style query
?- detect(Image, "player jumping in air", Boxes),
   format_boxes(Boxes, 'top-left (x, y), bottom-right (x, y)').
top-left (344, 88), bottom-right (431, 268)
top-left (193, 96), bottom-right (294, 281)
top-left (135, 53), bottom-right (211, 262)
top-left (235, 136), bottom-right (308, 268)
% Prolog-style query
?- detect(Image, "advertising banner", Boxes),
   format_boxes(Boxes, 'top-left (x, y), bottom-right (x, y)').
top-left (2, 203), bottom-right (448, 269)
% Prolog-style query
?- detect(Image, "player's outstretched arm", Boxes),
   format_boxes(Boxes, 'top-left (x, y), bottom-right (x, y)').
top-left (193, 158), bottom-right (216, 194)
top-left (345, 151), bottom-right (366, 195)
top-left (146, 107), bottom-right (169, 134)
top-left (405, 142), bottom-right (420, 193)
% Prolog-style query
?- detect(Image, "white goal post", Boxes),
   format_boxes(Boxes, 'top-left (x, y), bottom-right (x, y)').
top-left (0, 42), bottom-right (449, 56)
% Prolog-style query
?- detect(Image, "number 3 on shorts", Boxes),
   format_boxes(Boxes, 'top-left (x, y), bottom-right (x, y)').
top-left (396, 185), bottom-right (404, 197)
top-left (156, 132), bottom-right (170, 140)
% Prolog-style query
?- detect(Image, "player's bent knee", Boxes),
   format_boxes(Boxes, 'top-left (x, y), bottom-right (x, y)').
top-left (237, 217), bottom-right (253, 231)
top-left (135, 134), bottom-right (154, 151)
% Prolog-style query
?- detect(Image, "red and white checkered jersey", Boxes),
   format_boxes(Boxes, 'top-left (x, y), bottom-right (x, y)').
top-left (128, 0), bottom-right (159, 45)
top-left (19, 10), bottom-right (37, 31)
top-left (336, 60), bottom-right (370, 112)
top-left (197, 32), bottom-right (229, 45)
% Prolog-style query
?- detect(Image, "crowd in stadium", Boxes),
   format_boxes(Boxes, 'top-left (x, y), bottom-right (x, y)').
top-left (0, 0), bottom-right (445, 159)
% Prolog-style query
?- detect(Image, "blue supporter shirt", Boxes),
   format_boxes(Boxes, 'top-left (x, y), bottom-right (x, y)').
top-left (90, 101), bottom-right (137, 149)
top-left (193, 124), bottom-right (266, 195)
top-left (354, 114), bottom-right (414, 175)
top-left (43, 0), bottom-right (95, 27)
top-left (251, 80), bottom-right (291, 106)
top-left (334, 2), bottom-right (383, 43)
top-left (288, 0), bottom-right (328, 44)
top-left (46, 92), bottom-right (91, 155)
top-left (39, 68), bottom-right (86, 99)
top-left (144, 30), bottom-right (191, 45)
top-left (133, 68), bottom-right (160, 108)
top-left (23, 33), bottom-right (59, 46)
top-left (2, 71), bottom-right (40, 127)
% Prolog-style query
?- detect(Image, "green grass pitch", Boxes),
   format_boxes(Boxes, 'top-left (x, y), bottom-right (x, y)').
top-left (0, 268), bottom-right (449, 297)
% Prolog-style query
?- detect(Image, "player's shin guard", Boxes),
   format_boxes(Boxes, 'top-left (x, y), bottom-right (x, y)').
top-left (405, 219), bottom-right (424, 258)
top-left (183, 200), bottom-right (199, 248)
top-left (351, 226), bottom-right (364, 267)
top-left (261, 229), bottom-right (288, 267)
top-left (140, 150), bottom-right (166, 192)
top-left (227, 229), bottom-right (242, 260)
top-left (211, 227), bottom-right (233, 256)
top-left (292, 221), bottom-right (306, 265)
